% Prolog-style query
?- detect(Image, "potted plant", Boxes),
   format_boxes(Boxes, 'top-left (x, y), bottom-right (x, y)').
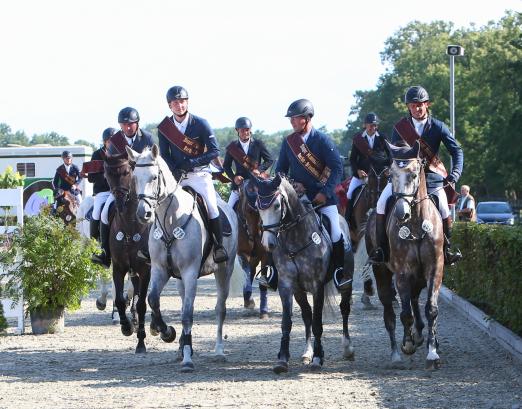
top-left (0, 207), bottom-right (104, 334)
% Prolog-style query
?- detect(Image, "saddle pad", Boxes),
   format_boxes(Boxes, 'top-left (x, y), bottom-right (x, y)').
top-left (182, 186), bottom-right (232, 236)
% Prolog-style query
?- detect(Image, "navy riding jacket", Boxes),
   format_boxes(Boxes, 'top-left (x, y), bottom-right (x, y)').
top-left (52, 164), bottom-right (82, 193)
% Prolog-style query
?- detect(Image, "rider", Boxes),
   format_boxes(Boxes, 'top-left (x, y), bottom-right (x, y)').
top-left (87, 127), bottom-right (116, 242)
top-left (92, 107), bottom-right (154, 267)
top-left (275, 98), bottom-right (353, 293)
top-left (52, 150), bottom-right (82, 208)
top-left (157, 85), bottom-right (228, 263)
top-left (345, 112), bottom-right (391, 223)
top-left (223, 116), bottom-right (273, 209)
top-left (372, 86), bottom-right (463, 265)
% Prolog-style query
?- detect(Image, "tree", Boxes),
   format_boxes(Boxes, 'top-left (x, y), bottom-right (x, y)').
top-left (74, 139), bottom-right (97, 151)
top-left (30, 132), bottom-right (69, 146)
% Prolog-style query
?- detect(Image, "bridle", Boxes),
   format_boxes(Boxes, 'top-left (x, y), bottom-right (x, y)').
top-left (134, 161), bottom-right (172, 210)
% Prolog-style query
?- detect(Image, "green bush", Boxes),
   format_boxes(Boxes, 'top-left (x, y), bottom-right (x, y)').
top-left (0, 209), bottom-right (104, 313)
top-left (0, 295), bottom-right (7, 333)
top-left (444, 222), bottom-right (522, 336)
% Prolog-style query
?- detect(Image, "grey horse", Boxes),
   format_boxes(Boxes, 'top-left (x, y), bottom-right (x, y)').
top-left (127, 145), bottom-right (239, 372)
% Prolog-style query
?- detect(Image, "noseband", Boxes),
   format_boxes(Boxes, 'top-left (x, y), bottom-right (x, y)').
top-left (134, 161), bottom-right (170, 209)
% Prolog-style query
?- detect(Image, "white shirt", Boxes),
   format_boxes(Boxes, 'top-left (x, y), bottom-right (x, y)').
top-left (412, 117), bottom-right (428, 136)
top-left (174, 114), bottom-right (189, 134)
top-left (64, 164), bottom-right (71, 173)
top-left (459, 194), bottom-right (475, 210)
top-left (125, 135), bottom-right (134, 145)
top-left (239, 139), bottom-right (250, 154)
top-left (363, 130), bottom-right (379, 149)
top-left (302, 130), bottom-right (311, 144)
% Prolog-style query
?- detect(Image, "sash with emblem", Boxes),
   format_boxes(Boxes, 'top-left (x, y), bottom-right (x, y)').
top-left (57, 165), bottom-right (77, 185)
top-left (81, 160), bottom-right (104, 175)
top-left (286, 133), bottom-right (331, 184)
top-left (226, 142), bottom-right (258, 172)
top-left (352, 132), bottom-right (373, 158)
top-left (158, 116), bottom-right (205, 157)
top-left (394, 117), bottom-right (458, 204)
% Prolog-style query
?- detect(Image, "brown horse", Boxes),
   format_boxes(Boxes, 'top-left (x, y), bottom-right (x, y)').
top-left (236, 180), bottom-right (269, 318)
top-left (103, 152), bottom-right (152, 354)
top-left (366, 141), bottom-right (444, 369)
top-left (54, 189), bottom-right (79, 225)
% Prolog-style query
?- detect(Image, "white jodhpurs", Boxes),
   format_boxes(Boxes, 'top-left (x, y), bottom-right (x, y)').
top-left (101, 193), bottom-right (115, 225)
top-left (228, 189), bottom-right (240, 209)
top-left (92, 191), bottom-right (111, 221)
top-left (346, 177), bottom-right (364, 199)
top-left (181, 171), bottom-right (220, 219)
top-left (376, 182), bottom-right (450, 219)
top-left (318, 204), bottom-right (342, 243)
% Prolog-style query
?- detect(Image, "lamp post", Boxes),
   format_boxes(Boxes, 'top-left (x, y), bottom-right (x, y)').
top-left (446, 45), bottom-right (464, 219)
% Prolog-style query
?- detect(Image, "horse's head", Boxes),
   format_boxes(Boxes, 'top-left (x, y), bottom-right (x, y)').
top-left (252, 173), bottom-right (290, 252)
top-left (238, 179), bottom-right (262, 239)
top-left (388, 141), bottom-right (422, 222)
top-left (55, 190), bottom-right (77, 224)
top-left (127, 144), bottom-right (174, 224)
top-left (104, 152), bottom-right (133, 212)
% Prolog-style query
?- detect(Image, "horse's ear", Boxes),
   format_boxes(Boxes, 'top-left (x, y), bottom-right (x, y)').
top-left (152, 144), bottom-right (159, 159)
top-left (272, 173), bottom-right (282, 188)
top-left (126, 146), bottom-right (138, 161)
top-left (385, 140), bottom-right (401, 158)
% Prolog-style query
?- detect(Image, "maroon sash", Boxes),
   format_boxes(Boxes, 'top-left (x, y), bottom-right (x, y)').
top-left (394, 117), bottom-right (458, 204)
top-left (81, 160), bottom-right (104, 174)
top-left (352, 133), bottom-right (373, 158)
top-left (57, 165), bottom-right (76, 185)
top-left (109, 131), bottom-right (129, 155)
top-left (226, 142), bottom-right (258, 172)
top-left (158, 117), bottom-right (205, 157)
top-left (286, 133), bottom-right (331, 184)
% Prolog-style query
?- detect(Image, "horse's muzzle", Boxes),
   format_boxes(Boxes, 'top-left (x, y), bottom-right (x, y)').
top-left (262, 231), bottom-right (277, 252)
top-left (395, 198), bottom-right (411, 222)
top-left (137, 201), bottom-right (154, 224)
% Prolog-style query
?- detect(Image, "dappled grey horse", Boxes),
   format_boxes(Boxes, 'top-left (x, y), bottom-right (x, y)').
top-left (253, 174), bottom-right (355, 373)
top-left (128, 145), bottom-right (239, 372)
top-left (366, 141), bottom-right (444, 369)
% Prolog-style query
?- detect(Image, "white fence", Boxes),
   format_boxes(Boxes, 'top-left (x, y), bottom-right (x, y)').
top-left (0, 187), bottom-right (24, 334)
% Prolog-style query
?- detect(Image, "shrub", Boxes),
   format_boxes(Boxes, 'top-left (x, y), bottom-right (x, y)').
top-left (444, 222), bottom-right (522, 336)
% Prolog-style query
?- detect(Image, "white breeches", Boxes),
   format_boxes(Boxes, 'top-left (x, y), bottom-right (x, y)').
top-left (181, 171), bottom-right (220, 219)
top-left (92, 191), bottom-right (111, 221)
top-left (228, 189), bottom-right (240, 209)
top-left (346, 177), bottom-right (364, 199)
top-left (318, 204), bottom-right (342, 243)
top-left (101, 193), bottom-right (115, 225)
top-left (376, 182), bottom-right (450, 219)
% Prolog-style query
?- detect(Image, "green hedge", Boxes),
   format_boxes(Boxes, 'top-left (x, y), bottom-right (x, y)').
top-left (444, 222), bottom-right (522, 336)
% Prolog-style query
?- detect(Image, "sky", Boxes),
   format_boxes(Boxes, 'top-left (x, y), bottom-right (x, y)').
top-left (1, 0), bottom-right (520, 145)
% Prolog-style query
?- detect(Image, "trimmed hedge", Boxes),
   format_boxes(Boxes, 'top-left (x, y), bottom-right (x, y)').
top-left (444, 222), bottom-right (522, 336)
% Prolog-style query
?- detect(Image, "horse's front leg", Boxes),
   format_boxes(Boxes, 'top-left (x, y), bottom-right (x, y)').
top-left (340, 288), bottom-right (355, 360)
top-left (213, 261), bottom-right (233, 360)
top-left (411, 283), bottom-right (425, 348)
top-left (179, 272), bottom-right (198, 372)
top-left (129, 275), bottom-right (140, 328)
top-left (425, 268), bottom-right (442, 370)
top-left (113, 266), bottom-right (132, 337)
top-left (274, 285), bottom-right (293, 374)
top-left (135, 272), bottom-right (151, 354)
top-left (397, 274), bottom-right (416, 355)
top-left (293, 290), bottom-right (313, 364)
top-left (310, 284), bottom-right (325, 371)
top-left (147, 267), bottom-right (176, 343)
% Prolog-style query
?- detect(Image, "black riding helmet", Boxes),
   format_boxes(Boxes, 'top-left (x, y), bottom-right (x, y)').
top-left (102, 127), bottom-right (117, 141)
top-left (285, 99), bottom-right (314, 118)
top-left (235, 117), bottom-right (252, 129)
top-left (118, 107), bottom-right (140, 123)
top-left (404, 86), bottom-right (430, 104)
top-left (364, 112), bottom-right (379, 124)
top-left (61, 150), bottom-right (72, 158)
top-left (166, 86), bottom-right (189, 102)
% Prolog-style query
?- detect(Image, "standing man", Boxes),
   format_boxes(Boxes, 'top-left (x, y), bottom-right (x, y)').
top-left (457, 185), bottom-right (476, 222)
top-left (157, 85), bottom-right (228, 263)
top-left (275, 98), bottom-right (353, 293)
top-left (52, 150), bottom-right (82, 206)
top-left (223, 116), bottom-right (273, 209)
top-left (345, 112), bottom-right (391, 222)
top-left (372, 85), bottom-right (464, 265)
top-left (93, 107), bottom-right (154, 267)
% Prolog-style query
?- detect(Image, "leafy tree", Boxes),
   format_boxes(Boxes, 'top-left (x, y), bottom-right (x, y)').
top-left (0, 123), bottom-right (29, 146)
top-left (74, 139), bottom-right (97, 151)
top-left (30, 132), bottom-right (69, 146)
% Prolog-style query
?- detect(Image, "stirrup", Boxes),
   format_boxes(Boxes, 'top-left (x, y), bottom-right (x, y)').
top-left (213, 245), bottom-right (228, 263)
top-left (333, 267), bottom-right (352, 293)
top-left (255, 266), bottom-right (278, 291)
top-left (444, 248), bottom-right (462, 266)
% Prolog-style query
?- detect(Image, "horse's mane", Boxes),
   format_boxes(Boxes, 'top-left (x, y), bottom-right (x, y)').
top-left (279, 176), bottom-right (305, 211)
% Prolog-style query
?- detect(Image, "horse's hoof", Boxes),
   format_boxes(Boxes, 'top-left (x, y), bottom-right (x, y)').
top-left (302, 356), bottom-right (312, 365)
top-left (150, 322), bottom-right (159, 336)
top-left (391, 351), bottom-right (402, 364)
top-left (181, 362), bottom-right (195, 373)
top-left (160, 326), bottom-right (176, 343)
top-left (96, 299), bottom-right (106, 311)
top-left (426, 359), bottom-right (441, 370)
top-left (259, 312), bottom-right (269, 320)
top-left (310, 357), bottom-right (323, 371)
top-left (343, 349), bottom-right (355, 361)
top-left (121, 323), bottom-right (133, 337)
top-left (273, 360), bottom-right (289, 374)
top-left (135, 345), bottom-right (147, 354)
top-left (401, 341), bottom-right (416, 355)
top-left (244, 299), bottom-right (256, 309)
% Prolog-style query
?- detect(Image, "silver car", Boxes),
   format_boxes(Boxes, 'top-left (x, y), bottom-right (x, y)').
top-left (475, 201), bottom-right (515, 225)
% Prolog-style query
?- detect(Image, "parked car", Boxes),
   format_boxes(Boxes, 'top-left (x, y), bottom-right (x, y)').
top-left (475, 201), bottom-right (515, 225)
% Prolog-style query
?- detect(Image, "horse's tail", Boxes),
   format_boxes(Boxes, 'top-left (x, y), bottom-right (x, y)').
top-left (322, 280), bottom-right (340, 320)
top-left (228, 256), bottom-right (246, 297)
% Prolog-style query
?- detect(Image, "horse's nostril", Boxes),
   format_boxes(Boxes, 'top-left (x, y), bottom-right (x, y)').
top-left (145, 211), bottom-right (152, 219)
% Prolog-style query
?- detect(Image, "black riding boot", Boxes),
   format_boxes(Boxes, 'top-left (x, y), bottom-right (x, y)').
top-left (442, 217), bottom-right (462, 265)
top-left (209, 217), bottom-right (228, 263)
top-left (257, 253), bottom-right (278, 291)
top-left (90, 219), bottom-right (100, 241)
top-left (333, 238), bottom-right (352, 293)
top-left (92, 222), bottom-right (111, 268)
top-left (370, 213), bottom-right (389, 263)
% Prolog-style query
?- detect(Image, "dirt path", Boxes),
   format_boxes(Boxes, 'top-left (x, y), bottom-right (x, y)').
top-left (1, 260), bottom-right (521, 409)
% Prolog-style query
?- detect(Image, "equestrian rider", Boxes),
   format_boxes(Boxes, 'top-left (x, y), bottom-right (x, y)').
top-left (92, 107), bottom-right (154, 267)
top-left (158, 85), bottom-right (228, 263)
top-left (52, 150), bottom-right (82, 207)
top-left (372, 86), bottom-right (463, 265)
top-left (223, 116), bottom-right (273, 209)
top-left (87, 127), bottom-right (116, 243)
top-left (345, 112), bottom-right (391, 222)
top-left (275, 98), bottom-right (353, 292)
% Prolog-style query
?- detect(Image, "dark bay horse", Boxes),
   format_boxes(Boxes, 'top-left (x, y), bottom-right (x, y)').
top-left (236, 180), bottom-right (269, 318)
top-left (366, 141), bottom-right (444, 368)
top-left (103, 152), bottom-right (151, 354)
top-left (254, 174), bottom-right (355, 373)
